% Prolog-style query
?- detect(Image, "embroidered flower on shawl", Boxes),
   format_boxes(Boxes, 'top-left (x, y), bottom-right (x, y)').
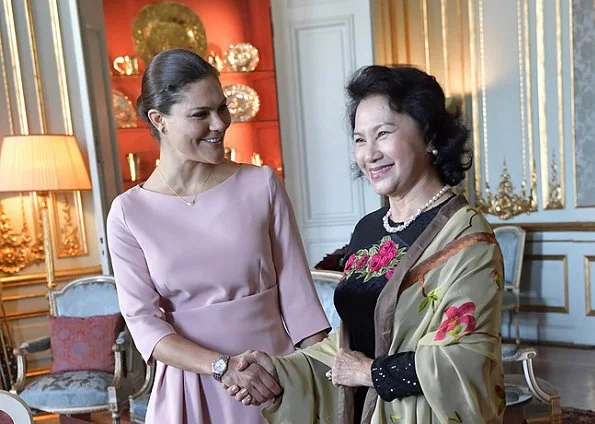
top-left (342, 236), bottom-right (407, 283)
top-left (434, 302), bottom-right (477, 341)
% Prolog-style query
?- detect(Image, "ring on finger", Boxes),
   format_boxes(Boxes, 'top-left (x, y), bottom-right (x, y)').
top-left (325, 370), bottom-right (332, 381)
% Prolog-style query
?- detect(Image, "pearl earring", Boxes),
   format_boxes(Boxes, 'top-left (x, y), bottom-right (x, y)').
top-left (431, 148), bottom-right (438, 156)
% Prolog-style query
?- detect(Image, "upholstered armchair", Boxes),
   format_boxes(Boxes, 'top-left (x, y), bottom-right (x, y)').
top-left (311, 269), bottom-right (343, 332)
top-left (503, 348), bottom-right (562, 424)
top-left (11, 275), bottom-right (143, 423)
top-left (493, 225), bottom-right (527, 345)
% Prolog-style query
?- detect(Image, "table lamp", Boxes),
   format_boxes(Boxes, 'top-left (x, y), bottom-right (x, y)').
top-left (0, 135), bottom-right (92, 288)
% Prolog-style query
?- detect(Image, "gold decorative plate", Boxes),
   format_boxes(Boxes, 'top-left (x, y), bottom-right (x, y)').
top-left (225, 43), bottom-right (259, 72)
top-left (112, 89), bottom-right (137, 128)
top-left (223, 84), bottom-right (260, 122)
top-left (132, 2), bottom-right (207, 64)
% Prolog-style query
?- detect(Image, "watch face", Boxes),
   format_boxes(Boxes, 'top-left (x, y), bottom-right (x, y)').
top-left (213, 359), bottom-right (227, 374)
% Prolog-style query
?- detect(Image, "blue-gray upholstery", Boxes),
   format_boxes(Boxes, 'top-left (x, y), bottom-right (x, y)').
top-left (493, 226), bottom-right (526, 345)
top-left (494, 230), bottom-right (522, 289)
top-left (53, 279), bottom-right (120, 317)
top-left (130, 391), bottom-right (150, 422)
top-left (19, 371), bottom-right (112, 409)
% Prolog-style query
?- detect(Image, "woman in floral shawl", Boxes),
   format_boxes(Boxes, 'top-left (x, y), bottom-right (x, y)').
top-left (226, 65), bottom-right (505, 424)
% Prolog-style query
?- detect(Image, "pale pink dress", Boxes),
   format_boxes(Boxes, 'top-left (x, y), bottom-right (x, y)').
top-left (107, 165), bottom-right (330, 424)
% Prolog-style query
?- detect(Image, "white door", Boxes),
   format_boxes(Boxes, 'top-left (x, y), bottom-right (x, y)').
top-left (271, 0), bottom-right (381, 265)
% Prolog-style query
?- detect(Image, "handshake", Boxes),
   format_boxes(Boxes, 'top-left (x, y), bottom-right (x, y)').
top-left (221, 350), bottom-right (280, 406)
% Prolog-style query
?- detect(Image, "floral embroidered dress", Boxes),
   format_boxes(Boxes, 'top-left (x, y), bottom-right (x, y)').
top-left (261, 195), bottom-right (505, 424)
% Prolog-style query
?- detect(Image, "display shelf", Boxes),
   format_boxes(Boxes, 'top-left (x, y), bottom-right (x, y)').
top-left (104, 0), bottom-right (283, 187)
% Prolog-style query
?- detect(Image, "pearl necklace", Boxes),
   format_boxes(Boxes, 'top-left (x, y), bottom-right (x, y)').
top-left (156, 165), bottom-right (214, 207)
top-left (382, 185), bottom-right (451, 233)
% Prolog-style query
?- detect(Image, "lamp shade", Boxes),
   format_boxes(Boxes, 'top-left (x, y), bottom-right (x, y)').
top-left (0, 134), bottom-right (92, 192)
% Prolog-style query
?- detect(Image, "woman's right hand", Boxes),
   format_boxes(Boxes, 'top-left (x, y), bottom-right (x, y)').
top-left (224, 350), bottom-right (280, 406)
top-left (221, 352), bottom-right (281, 405)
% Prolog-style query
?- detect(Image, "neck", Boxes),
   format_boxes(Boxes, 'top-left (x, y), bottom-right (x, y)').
top-left (155, 155), bottom-right (218, 195)
top-left (387, 173), bottom-right (447, 222)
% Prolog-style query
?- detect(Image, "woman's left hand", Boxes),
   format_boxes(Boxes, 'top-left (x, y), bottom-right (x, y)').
top-left (331, 348), bottom-right (373, 388)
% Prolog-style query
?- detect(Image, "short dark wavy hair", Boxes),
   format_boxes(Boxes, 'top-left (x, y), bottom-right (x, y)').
top-left (346, 65), bottom-right (471, 186)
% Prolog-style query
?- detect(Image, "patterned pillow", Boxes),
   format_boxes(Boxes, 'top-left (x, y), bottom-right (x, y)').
top-left (49, 314), bottom-right (123, 373)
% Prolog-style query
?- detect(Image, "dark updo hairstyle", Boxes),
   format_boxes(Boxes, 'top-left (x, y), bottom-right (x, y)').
top-left (137, 48), bottom-right (219, 140)
top-left (346, 65), bottom-right (471, 186)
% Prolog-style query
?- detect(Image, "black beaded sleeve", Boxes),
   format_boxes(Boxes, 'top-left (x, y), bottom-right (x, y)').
top-left (371, 351), bottom-right (423, 401)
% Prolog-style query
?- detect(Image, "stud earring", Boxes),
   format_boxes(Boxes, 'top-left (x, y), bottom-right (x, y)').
top-left (431, 148), bottom-right (438, 156)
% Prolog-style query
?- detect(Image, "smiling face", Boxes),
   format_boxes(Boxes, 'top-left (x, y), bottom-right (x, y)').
top-left (157, 76), bottom-right (231, 165)
top-left (353, 94), bottom-right (434, 197)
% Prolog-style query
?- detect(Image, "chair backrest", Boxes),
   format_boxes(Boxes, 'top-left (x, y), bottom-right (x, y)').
top-left (311, 269), bottom-right (343, 332)
top-left (493, 226), bottom-right (526, 290)
top-left (49, 275), bottom-right (119, 317)
top-left (0, 390), bottom-right (33, 423)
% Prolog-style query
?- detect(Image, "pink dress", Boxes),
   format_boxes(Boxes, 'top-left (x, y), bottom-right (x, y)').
top-left (107, 165), bottom-right (330, 424)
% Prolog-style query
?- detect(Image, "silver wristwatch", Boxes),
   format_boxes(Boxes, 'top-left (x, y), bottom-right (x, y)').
top-left (211, 355), bottom-right (230, 382)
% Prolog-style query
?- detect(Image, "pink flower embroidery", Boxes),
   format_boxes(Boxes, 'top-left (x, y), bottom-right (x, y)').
top-left (434, 302), bottom-right (477, 341)
top-left (369, 254), bottom-right (383, 273)
top-left (380, 253), bottom-right (393, 268)
top-left (355, 255), bottom-right (369, 270)
top-left (385, 269), bottom-right (395, 281)
top-left (343, 254), bottom-right (356, 274)
top-left (379, 239), bottom-right (397, 256)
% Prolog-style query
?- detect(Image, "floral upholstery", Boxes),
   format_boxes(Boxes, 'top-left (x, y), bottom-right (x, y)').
top-left (19, 371), bottom-right (112, 410)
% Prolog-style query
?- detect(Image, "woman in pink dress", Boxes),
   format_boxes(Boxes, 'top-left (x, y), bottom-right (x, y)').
top-left (106, 49), bottom-right (330, 424)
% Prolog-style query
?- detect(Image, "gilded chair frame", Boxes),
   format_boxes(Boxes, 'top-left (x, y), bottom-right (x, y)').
top-left (11, 275), bottom-right (134, 423)
top-left (310, 269), bottom-right (343, 284)
top-left (493, 225), bottom-right (526, 345)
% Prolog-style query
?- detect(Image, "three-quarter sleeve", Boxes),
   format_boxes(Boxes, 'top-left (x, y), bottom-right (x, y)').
top-left (265, 167), bottom-right (330, 345)
top-left (107, 197), bottom-right (176, 363)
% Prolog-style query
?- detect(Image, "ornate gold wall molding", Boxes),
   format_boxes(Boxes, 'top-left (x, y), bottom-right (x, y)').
top-left (547, 152), bottom-right (563, 210)
top-left (1, 0), bottom-right (28, 134)
top-left (0, 16), bottom-right (14, 134)
top-left (520, 254), bottom-right (568, 314)
top-left (477, 160), bottom-right (537, 220)
top-left (585, 256), bottom-right (595, 317)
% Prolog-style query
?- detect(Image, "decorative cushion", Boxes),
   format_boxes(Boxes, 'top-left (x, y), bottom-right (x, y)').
top-left (50, 314), bottom-right (123, 373)
top-left (130, 392), bottom-right (150, 421)
top-left (19, 371), bottom-right (112, 410)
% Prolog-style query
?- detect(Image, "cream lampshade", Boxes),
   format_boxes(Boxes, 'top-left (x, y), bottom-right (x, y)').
top-left (0, 134), bottom-right (92, 287)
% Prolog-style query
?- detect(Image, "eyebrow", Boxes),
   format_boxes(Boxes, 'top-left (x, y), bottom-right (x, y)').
top-left (353, 122), bottom-right (395, 136)
top-left (188, 99), bottom-right (227, 113)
